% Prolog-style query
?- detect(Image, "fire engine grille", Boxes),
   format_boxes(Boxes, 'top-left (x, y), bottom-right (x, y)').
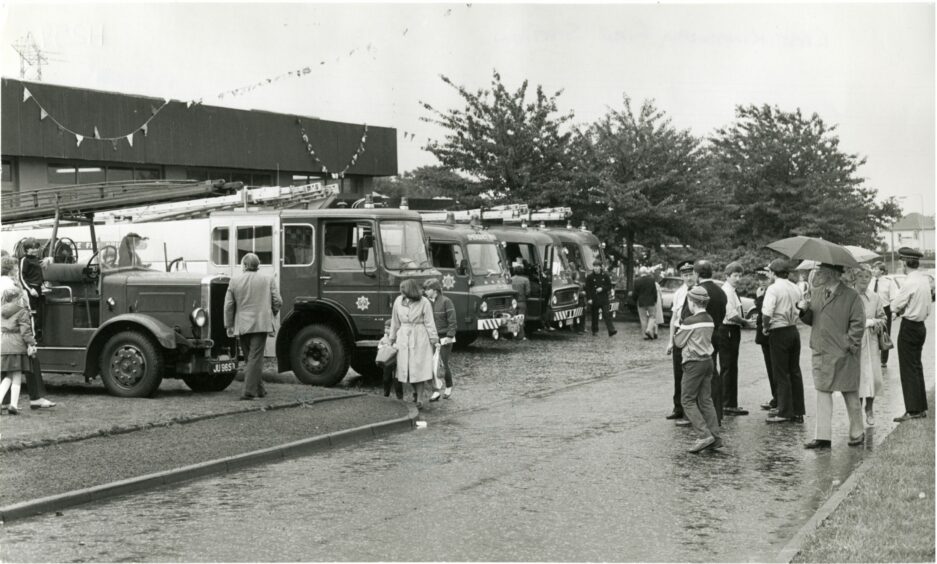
top-left (486, 295), bottom-right (513, 313)
top-left (554, 288), bottom-right (577, 306)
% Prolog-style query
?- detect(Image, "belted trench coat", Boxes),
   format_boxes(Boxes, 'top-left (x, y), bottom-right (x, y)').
top-left (800, 284), bottom-right (866, 392)
top-left (389, 295), bottom-right (439, 383)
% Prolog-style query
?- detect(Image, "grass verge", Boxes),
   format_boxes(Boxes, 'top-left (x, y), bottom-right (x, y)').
top-left (794, 399), bottom-right (935, 563)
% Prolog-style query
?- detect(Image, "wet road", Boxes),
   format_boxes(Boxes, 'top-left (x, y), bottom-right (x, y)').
top-left (3, 317), bottom-right (934, 562)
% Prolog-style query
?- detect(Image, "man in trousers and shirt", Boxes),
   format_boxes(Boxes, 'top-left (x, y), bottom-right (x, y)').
top-left (224, 253), bottom-right (283, 400)
top-left (798, 263), bottom-right (866, 448)
top-left (720, 261), bottom-right (750, 416)
top-left (694, 260), bottom-right (727, 426)
top-left (872, 262), bottom-right (899, 368)
top-left (666, 260), bottom-right (697, 424)
top-left (762, 259), bottom-right (806, 424)
top-left (585, 260), bottom-right (617, 337)
top-left (891, 247), bottom-right (933, 422)
top-left (634, 266), bottom-right (660, 339)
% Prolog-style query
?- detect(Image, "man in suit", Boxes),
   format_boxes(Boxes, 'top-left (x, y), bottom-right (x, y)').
top-left (799, 263), bottom-right (866, 448)
top-left (584, 260), bottom-right (617, 337)
top-left (891, 247), bottom-right (933, 422)
top-left (224, 253), bottom-right (282, 400)
top-left (694, 260), bottom-right (727, 425)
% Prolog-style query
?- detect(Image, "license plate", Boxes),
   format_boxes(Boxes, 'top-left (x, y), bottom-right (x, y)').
top-left (565, 319), bottom-right (573, 326)
top-left (210, 360), bottom-right (238, 374)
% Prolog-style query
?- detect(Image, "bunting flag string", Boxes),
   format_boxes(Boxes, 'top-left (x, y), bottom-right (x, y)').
top-left (22, 86), bottom-right (170, 149)
top-left (297, 119), bottom-right (368, 178)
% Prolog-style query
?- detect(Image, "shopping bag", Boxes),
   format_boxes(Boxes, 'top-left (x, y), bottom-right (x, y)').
top-left (375, 344), bottom-right (397, 366)
top-left (432, 347), bottom-right (444, 391)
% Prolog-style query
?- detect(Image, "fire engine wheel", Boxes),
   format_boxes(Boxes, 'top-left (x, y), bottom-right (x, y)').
top-left (454, 330), bottom-right (478, 349)
top-left (182, 372), bottom-right (237, 393)
top-left (349, 349), bottom-right (383, 383)
top-left (290, 324), bottom-right (349, 387)
top-left (99, 332), bottom-right (164, 398)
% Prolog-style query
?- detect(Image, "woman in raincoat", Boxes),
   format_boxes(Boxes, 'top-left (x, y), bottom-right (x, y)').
top-left (389, 278), bottom-right (439, 408)
top-left (851, 265), bottom-right (886, 427)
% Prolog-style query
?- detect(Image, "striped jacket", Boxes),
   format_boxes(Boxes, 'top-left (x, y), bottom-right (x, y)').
top-left (674, 311), bottom-right (714, 363)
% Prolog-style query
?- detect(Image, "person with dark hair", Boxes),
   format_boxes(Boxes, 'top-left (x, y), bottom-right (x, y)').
top-left (634, 266), bottom-right (659, 339)
top-left (799, 263), bottom-right (866, 449)
top-left (891, 247), bottom-right (932, 422)
top-left (666, 260), bottom-right (697, 424)
top-left (389, 278), bottom-right (439, 409)
top-left (584, 260), bottom-right (617, 337)
top-left (762, 258), bottom-right (805, 424)
top-left (694, 259), bottom-right (727, 425)
top-left (18, 238), bottom-right (44, 340)
top-left (753, 267), bottom-right (777, 411)
top-left (224, 253), bottom-right (282, 400)
top-left (872, 261), bottom-right (898, 368)
top-left (117, 233), bottom-right (148, 268)
top-left (720, 261), bottom-right (749, 416)
top-left (423, 278), bottom-right (457, 401)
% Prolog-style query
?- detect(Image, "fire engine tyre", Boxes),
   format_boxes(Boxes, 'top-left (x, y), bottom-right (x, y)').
top-left (182, 372), bottom-right (237, 393)
top-left (455, 330), bottom-right (478, 348)
top-left (349, 350), bottom-right (383, 383)
top-left (99, 331), bottom-right (164, 398)
top-left (290, 324), bottom-right (349, 387)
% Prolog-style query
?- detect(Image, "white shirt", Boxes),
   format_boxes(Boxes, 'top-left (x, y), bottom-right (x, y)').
top-left (671, 284), bottom-right (691, 328)
top-left (762, 278), bottom-right (803, 329)
top-left (723, 281), bottom-right (743, 326)
top-left (873, 275), bottom-right (898, 306)
top-left (891, 270), bottom-right (932, 322)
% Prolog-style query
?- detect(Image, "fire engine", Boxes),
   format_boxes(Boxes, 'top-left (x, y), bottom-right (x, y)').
top-left (422, 218), bottom-right (520, 344)
top-left (1, 180), bottom-right (241, 397)
top-left (547, 223), bottom-right (621, 321)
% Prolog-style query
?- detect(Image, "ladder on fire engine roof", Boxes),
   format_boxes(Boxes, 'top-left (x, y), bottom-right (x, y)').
top-left (0, 179), bottom-right (236, 225)
top-left (417, 203), bottom-right (573, 224)
top-left (94, 182), bottom-right (339, 223)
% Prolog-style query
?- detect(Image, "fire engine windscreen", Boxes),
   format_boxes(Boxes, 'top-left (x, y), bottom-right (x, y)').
top-left (379, 221), bottom-right (431, 270)
top-left (467, 244), bottom-right (505, 277)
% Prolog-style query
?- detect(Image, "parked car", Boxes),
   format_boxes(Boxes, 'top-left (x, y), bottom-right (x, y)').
top-left (658, 277), bottom-right (755, 325)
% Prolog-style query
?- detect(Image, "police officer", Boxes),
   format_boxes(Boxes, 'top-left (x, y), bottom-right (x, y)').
top-left (585, 259), bottom-right (617, 337)
top-left (891, 247), bottom-right (933, 422)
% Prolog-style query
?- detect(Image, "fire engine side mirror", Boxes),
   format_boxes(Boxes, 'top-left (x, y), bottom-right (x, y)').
top-left (357, 235), bottom-right (376, 278)
top-left (457, 259), bottom-right (468, 276)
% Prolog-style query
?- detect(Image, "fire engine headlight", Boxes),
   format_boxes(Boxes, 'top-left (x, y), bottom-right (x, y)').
top-left (479, 301), bottom-right (489, 313)
top-left (573, 291), bottom-right (579, 302)
top-left (511, 298), bottom-right (518, 310)
top-left (551, 295), bottom-right (558, 305)
top-left (190, 308), bottom-right (208, 327)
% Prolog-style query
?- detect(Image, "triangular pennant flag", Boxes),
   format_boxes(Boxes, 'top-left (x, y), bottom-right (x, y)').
top-left (94, 126), bottom-right (101, 139)
top-left (126, 133), bottom-right (134, 147)
top-left (23, 87), bottom-right (32, 102)
top-left (142, 124), bottom-right (148, 136)
top-left (163, 98), bottom-right (170, 105)
top-left (75, 134), bottom-right (84, 147)
top-left (151, 105), bottom-right (159, 116)
top-left (40, 108), bottom-right (48, 120)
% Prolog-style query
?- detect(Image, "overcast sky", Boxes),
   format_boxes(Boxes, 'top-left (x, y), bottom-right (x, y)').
top-left (2, 2), bottom-right (934, 216)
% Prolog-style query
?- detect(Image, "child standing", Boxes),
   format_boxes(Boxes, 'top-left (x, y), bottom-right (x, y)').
top-left (1, 287), bottom-right (37, 415)
top-left (377, 320), bottom-right (403, 399)
top-left (674, 286), bottom-right (722, 453)
top-left (18, 238), bottom-right (45, 340)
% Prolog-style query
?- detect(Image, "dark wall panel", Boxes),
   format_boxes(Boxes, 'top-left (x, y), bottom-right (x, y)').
top-left (2, 78), bottom-right (397, 177)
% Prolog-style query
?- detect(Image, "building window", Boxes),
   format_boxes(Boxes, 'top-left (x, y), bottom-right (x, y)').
top-left (77, 167), bottom-right (105, 184)
top-left (135, 168), bottom-right (161, 181)
top-left (284, 225), bottom-right (314, 266)
top-left (211, 227), bottom-right (229, 266)
top-left (292, 174), bottom-right (322, 186)
top-left (236, 225), bottom-right (273, 265)
top-left (107, 167), bottom-right (134, 183)
top-left (48, 164), bottom-right (77, 185)
top-left (2, 160), bottom-right (12, 183)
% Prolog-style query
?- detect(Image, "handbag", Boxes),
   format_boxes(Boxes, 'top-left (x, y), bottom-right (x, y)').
top-left (878, 329), bottom-right (894, 351)
top-left (375, 345), bottom-right (397, 366)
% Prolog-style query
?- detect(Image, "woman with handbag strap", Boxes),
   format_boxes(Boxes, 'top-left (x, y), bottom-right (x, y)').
top-left (853, 265), bottom-right (887, 426)
top-left (389, 279), bottom-right (439, 409)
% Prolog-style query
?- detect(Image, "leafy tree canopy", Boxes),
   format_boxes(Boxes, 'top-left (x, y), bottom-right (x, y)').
top-left (420, 71), bottom-right (575, 206)
top-left (708, 104), bottom-right (901, 250)
top-left (373, 165), bottom-right (482, 206)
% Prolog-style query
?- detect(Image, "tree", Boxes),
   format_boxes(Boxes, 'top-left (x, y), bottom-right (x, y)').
top-left (573, 96), bottom-right (727, 255)
top-left (420, 71), bottom-right (575, 206)
top-left (708, 105), bottom-right (902, 250)
top-left (373, 166), bottom-right (483, 206)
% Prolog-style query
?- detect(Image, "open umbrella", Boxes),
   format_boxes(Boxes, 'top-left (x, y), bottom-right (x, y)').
top-left (766, 236), bottom-right (860, 268)
top-left (795, 260), bottom-right (818, 271)
top-left (844, 245), bottom-right (880, 263)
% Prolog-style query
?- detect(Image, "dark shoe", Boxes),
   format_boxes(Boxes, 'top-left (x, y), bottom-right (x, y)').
top-left (665, 409), bottom-right (684, 420)
top-left (416, 401), bottom-right (423, 409)
top-left (894, 411), bottom-right (927, 422)
top-left (760, 400), bottom-right (776, 411)
top-left (724, 406), bottom-right (749, 416)
top-left (239, 395), bottom-right (256, 401)
top-left (768, 408), bottom-right (779, 416)
top-left (712, 437), bottom-right (725, 449)
top-left (7, 405), bottom-right (18, 415)
top-left (766, 416), bottom-right (791, 423)
top-left (609, 330), bottom-right (618, 337)
top-left (675, 418), bottom-right (692, 427)
top-left (804, 439), bottom-right (832, 450)
top-left (880, 363), bottom-right (887, 369)
top-left (258, 390), bottom-right (267, 398)
top-left (689, 436), bottom-right (716, 453)
top-left (848, 433), bottom-right (866, 447)
top-left (791, 415), bottom-right (804, 423)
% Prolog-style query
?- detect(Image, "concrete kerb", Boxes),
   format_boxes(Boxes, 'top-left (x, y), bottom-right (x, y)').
top-left (0, 402), bottom-right (419, 524)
